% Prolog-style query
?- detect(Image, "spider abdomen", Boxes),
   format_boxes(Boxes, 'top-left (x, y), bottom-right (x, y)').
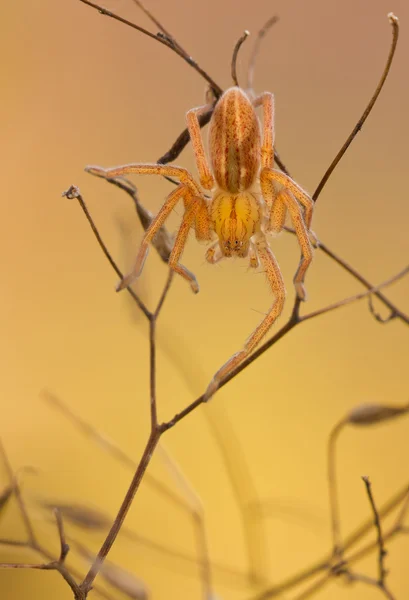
top-left (209, 87), bottom-right (261, 193)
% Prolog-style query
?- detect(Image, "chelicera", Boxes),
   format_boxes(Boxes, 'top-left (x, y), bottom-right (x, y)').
top-left (86, 86), bottom-right (315, 399)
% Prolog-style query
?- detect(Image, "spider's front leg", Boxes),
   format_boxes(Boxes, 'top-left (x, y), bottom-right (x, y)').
top-left (85, 163), bottom-right (210, 291)
top-left (261, 169), bottom-right (314, 300)
top-left (204, 234), bottom-right (285, 400)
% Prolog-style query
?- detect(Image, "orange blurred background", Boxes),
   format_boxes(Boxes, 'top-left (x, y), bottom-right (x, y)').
top-left (1, 0), bottom-right (409, 598)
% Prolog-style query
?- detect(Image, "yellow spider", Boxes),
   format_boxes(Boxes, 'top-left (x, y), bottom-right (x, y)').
top-left (86, 86), bottom-right (315, 399)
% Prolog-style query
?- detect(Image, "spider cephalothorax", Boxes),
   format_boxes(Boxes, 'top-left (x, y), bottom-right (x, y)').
top-left (86, 85), bottom-right (315, 399)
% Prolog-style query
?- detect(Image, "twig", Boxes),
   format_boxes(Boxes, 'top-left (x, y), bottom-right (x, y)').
top-left (247, 16), bottom-right (279, 91)
top-left (162, 265), bottom-right (409, 431)
top-left (368, 295), bottom-right (397, 323)
top-left (313, 13), bottom-right (399, 202)
top-left (62, 185), bottom-right (151, 319)
top-left (285, 227), bottom-right (409, 325)
top-left (128, 0), bottom-right (187, 54)
top-left (250, 482), bottom-right (409, 600)
top-left (316, 240), bottom-right (409, 326)
top-left (301, 264), bottom-right (409, 322)
top-left (54, 508), bottom-right (70, 563)
top-left (0, 439), bottom-right (36, 546)
top-left (157, 443), bottom-right (213, 598)
top-left (79, 430), bottom-right (161, 595)
top-left (362, 476), bottom-right (389, 585)
top-left (0, 441), bottom-right (90, 600)
top-left (231, 30), bottom-right (250, 87)
top-left (58, 7), bottom-right (405, 598)
top-left (327, 420), bottom-right (346, 560)
top-left (107, 177), bottom-right (174, 263)
top-left (157, 109), bottom-right (215, 166)
top-left (78, 0), bottom-right (222, 97)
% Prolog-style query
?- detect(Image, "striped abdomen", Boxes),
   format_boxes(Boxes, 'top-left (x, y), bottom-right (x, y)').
top-left (209, 87), bottom-right (261, 193)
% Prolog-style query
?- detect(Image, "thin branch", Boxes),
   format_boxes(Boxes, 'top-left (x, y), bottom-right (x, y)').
top-left (128, 0), bottom-right (185, 52)
top-left (64, 8), bottom-right (406, 599)
top-left (301, 264), bottom-right (409, 322)
top-left (362, 476), bottom-right (389, 585)
top-left (149, 317), bottom-right (158, 429)
top-left (80, 429), bottom-right (161, 595)
top-left (368, 295), bottom-right (397, 324)
top-left (247, 15), bottom-right (279, 91)
top-left (317, 240), bottom-right (409, 326)
top-left (78, 0), bottom-right (222, 97)
top-left (62, 185), bottom-right (151, 319)
top-left (42, 390), bottom-right (199, 515)
top-left (0, 442), bottom-right (89, 599)
top-left (231, 30), bottom-right (250, 87)
top-left (54, 508), bottom-right (69, 563)
top-left (157, 109), bottom-right (214, 166)
top-left (313, 13), bottom-right (399, 202)
top-left (107, 177), bottom-right (174, 264)
top-left (0, 439), bottom-right (36, 546)
top-left (154, 270), bottom-right (174, 318)
top-left (162, 264), bottom-right (409, 431)
top-left (347, 571), bottom-right (396, 600)
top-left (327, 420), bottom-right (347, 560)
top-left (160, 317), bottom-right (298, 432)
top-left (157, 443), bottom-right (213, 598)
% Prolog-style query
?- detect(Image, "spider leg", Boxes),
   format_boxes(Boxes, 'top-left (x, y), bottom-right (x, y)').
top-left (204, 233), bottom-right (285, 400)
top-left (168, 197), bottom-right (203, 293)
top-left (86, 163), bottom-right (202, 196)
top-left (85, 163), bottom-right (211, 290)
top-left (253, 92), bottom-right (275, 169)
top-left (205, 241), bottom-right (224, 264)
top-left (186, 104), bottom-right (215, 190)
top-left (252, 92), bottom-right (289, 236)
top-left (278, 190), bottom-right (313, 300)
top-left (261, 169), bottom-right (314, 300)
top-left (269, 193), bottom-right (287, 235)
top-left (115, 183), bottom-right (193, 291)
top-left (261, 167), bottom-right (314, 229)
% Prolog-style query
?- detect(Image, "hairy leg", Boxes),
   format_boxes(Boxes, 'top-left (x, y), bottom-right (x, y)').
top-left (116, 184), bottom-right (189, 291)
top-left (168, 198), bottom-right (203, 293)
top-left (186, 105), bottom-right (215, 190)
top-left (253, 92), bottom-right (275, 169)
top-left (86, 163), bottom-right (202, 197)
top-left (204, 234), bottom-right (285, 400)
top-left (261, 167), bottom-right (314, 229)
top-left (278, 190), bottom-right (313, 300)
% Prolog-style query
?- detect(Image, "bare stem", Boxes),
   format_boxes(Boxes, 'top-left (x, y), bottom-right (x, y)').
top-left (54, 508), bottom-right (69, 563)
top-left (313, 13), bottom-right (399, 202)
top-left (78, 0), bottom-right (222, 97)
top-left (327, 420), bottom-right (346, 560)
top-left (362, 476), bottom-right (388, 584)
top-left (231, 30), bottom-right (250, 87)
top-left (247, 16), bottom-right (279, 91)
top-left (62, 185), bottom-right (151, 319)
top-left (80, 429), bottom-right (161, 595)
top-left (0, 439), bottom-right (36, 546)
top-left (301, 265), bottom-right (409, 322)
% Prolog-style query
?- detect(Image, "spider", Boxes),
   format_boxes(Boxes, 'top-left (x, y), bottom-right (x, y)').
top-left (86, 86), bottom-right (315, 400)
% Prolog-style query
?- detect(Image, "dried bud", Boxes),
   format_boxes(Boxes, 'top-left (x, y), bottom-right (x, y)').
top-left (41, 501), bottom-right (111, 530)
top-left (346, 403), bottom-right (409, 426)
